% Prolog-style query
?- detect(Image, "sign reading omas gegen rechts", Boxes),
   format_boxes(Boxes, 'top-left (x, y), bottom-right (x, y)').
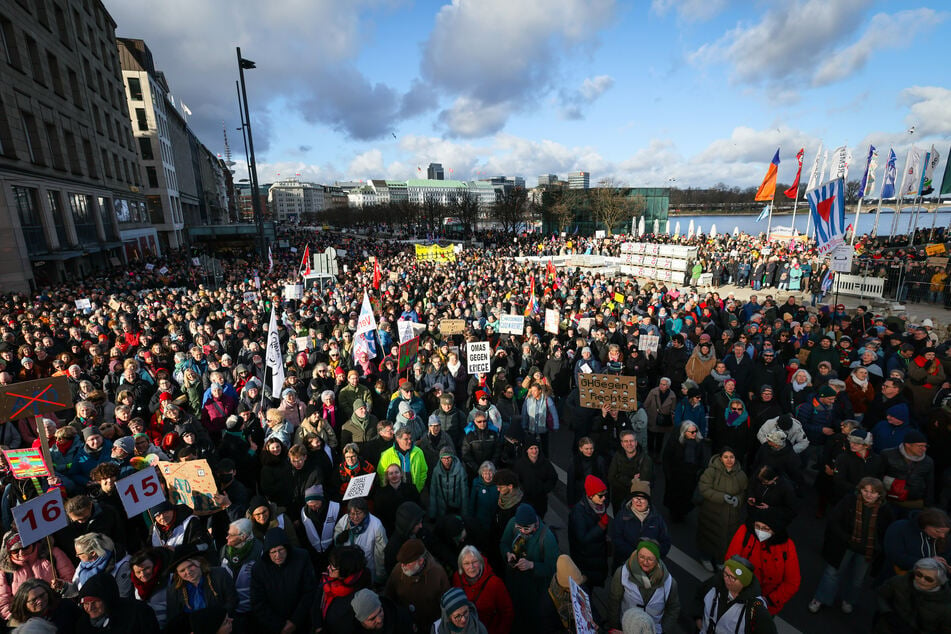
top-left (578, 374), bottom-right (639, 411)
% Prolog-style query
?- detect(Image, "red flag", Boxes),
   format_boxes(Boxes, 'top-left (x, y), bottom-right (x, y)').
top-left (299, 244), bottom-right (311, 276)
top-left (546, 259), bottom-right (556, 282)
top-left (372, 258), bottom-right (381, 290)
top-left (784, 148), bottom-right (804, 199)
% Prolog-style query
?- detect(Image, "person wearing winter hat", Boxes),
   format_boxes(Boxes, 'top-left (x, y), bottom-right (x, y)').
top-left (607, 539), bottom-right (680, 631)
top-left (871, 401), bottom-right (913, 453)
top-left (693, 554), bottom-right (775, 633)
top-left (610, 480), bottom-right (671, 569)
top-left (384, 538), bottom-right (449, 632)
top-left (538, 555), bottom-right (589, 632)
top-left (568, 475), bottom-right (610, 587)
top-left (725, 508), bottom-right (801, 615)
top-left (880, 429), bottom-right (935, 510)
top-left (249, 527), bottom-right (317, 634)
top-left (298, 483), bottom-right (341, 571)
top-left (433, 586), bottom-right (487, 634)
top-left (500, 503), bottom-right (558, 632)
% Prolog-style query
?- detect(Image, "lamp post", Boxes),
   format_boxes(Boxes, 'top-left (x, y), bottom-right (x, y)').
top-left (236, 47), bottom-right (266, 259)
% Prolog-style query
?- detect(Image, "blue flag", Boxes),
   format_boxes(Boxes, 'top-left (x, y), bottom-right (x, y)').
top-left (757, 205), bottom-right (770, 222)
top-left (881, 149), bottom-right (897, 198)
top-left (807, 178), bottom-right (846, 254)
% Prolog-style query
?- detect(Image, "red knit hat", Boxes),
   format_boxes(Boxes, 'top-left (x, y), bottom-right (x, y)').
top-left (584, 475), bottom-right (607, 498)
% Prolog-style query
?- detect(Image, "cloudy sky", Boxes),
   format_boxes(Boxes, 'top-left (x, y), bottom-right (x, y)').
top-left (105, 0), bottom-right (950, 189)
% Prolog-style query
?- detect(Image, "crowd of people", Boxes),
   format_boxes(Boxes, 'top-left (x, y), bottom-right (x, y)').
top-left (0, 224), bottom-right (949, 634)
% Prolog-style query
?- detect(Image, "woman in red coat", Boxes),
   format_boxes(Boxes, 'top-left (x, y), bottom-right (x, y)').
top-left (725, 509), bottom-right (801, 615)
top-left (452, 545), bottom-right (513, 634)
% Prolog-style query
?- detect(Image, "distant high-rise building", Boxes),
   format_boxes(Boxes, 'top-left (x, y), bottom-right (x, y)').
top-left (267, 179), bottom-right (325, 221)
top-left (427, 163), bottom-right (445, 180)
top-left (538, 174), bottom-right (558, 187)
top-left (568, 172), bottom-right (590, 190)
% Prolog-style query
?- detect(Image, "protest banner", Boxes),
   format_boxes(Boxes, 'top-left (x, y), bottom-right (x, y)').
top-left (614, 292), bottom-right (625, 303)
top-left (157, 459), bottom-right (220, 512)
top-left (295, 336), bottom-right (311, 351)
top-left (577, 317), bottom-right (593, 335)
top-left (926, 243), bottom-right (947, 256)
top-left (12, 490), bottom-right (67, 547)
top-left (414, 244), bottom-right (456, 263)
top-left (439, 319), bottom-right (466, 335)
top-left (638, 334), bottom-right (660, 354)
top-left (145, 263), bottom-right (155, 271)
top-left (0, 376), bottom-right (71, 421)
top-left (466, 341), bottom-right (491, 374)
top-left (398, 337), bottom-right (419, 371)
top-left (544, 308), bottom-right (560, 335)
top-left (108, 297), bottom-right (121, 311)
top-left (343, 474), bottom-right (375, 500)
top-left (74, 298), bottom-right (91, 310)
top-left (116, 468), bottom-right (166, 518)
top-left (498, 314), bottom-right (524, 335)
top-left (283, 284), bottom-right (303, 300)
top-left (242, 291), bottom-right (257, 303)
top-left (569, 578), bottom-right (596, 634)
top-left (2, 448), bottom-right (50, 479)
top-left (158, 266), bottom-right (169, 275)
top-left (578, 374), bottom-right (639, 411)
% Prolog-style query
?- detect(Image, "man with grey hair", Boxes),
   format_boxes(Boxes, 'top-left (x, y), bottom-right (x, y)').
top-left (875, 557), bottom-right (950, 631)
top-left (221, 517), bottom-right (263, 628)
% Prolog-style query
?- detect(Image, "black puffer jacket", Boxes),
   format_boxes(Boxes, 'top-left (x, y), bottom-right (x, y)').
top-left (250, 527), bottom-right (317, 634)
top-left (568, 499), bottom-right (610, 587)
top-left (76, 572), bottom-right (160, 634)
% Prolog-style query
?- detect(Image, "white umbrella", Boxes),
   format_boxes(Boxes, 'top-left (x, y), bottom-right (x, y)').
top-left (696, 224), bottom-right (703, 237)
top-left (653, 219), bottom-right (660, 234)
top-left (733, 226), bottom-right (739, 236)
top-left (710, 223), bottom-right (718, 238)
top-left (665, 220), bottom-right (671, 235)
top-left (675, 220), bottom-right (681, 237)
top-left (638, 216), bottom-right (645, 236)
top-left (688, 219), bottom-right (695, 239)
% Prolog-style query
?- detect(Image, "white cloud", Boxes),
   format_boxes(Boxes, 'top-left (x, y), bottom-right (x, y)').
top-left (901, 86), bottom-right (951, 138)
top-left (437, 97), bottom-right (514, 138)
top-left (348, 149), bottom-right (386, 180)
top-left (690, 0), bottom-right (871, 85)
top-left (559, 75), bottom-right (615, 119)
top-left (420, 0), bottom-right (615, 136)
top-left (813, 9), bottom-right (943, 86)
top-left (651, 0), bottom-right (729, 22)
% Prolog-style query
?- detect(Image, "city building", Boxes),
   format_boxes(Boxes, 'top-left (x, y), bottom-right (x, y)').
top-left (568, 171), bottom-right (590, 190)
top-left (267, 178), bottom-right (324, 221)
top-left (0, 0), bottom-right (145, 291)
top-left (426, 162), bottom-right (444, 180)
top-left (236, 181), bottom-right (269, 222)
top-left (406, 178), bottom-right (467, 205)
top-left (538, 174), bottom-right (558, 187)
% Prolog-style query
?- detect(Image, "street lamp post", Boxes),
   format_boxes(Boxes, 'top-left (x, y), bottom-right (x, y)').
top-left (236, 47), bottom-right (266, 260)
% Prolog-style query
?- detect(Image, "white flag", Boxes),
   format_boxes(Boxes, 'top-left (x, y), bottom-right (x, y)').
top-left (806, 142), bottom-right (823, 191)
top-left (181, 102), bottom-right (192, 116)
top-left (355, 291), bottom-right (377, 336)
top-left (920, 145), bottom-right (940, 195)
top-left (265, 306), bottom-right (285, 395)
top-left (900, 146), bottom-right (922, 196)
top-left (819, 150), bottom-right (829, 184)
top-left (829, 145), bottom-right (849, 181)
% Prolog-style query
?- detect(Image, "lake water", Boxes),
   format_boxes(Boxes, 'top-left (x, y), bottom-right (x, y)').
top-left (668, 206), bottom-right (951, 237)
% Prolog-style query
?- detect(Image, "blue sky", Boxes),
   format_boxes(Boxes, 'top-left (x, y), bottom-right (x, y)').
top-left (105, 0), bottom-right (951, 190)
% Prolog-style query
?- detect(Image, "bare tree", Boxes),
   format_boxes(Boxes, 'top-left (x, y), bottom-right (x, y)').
top-left (449, 191), bottom-right (481, 238)
top-left (550, 189), bottom-right (580, 232)
top-left (591, 179), bottom-right (643, 235)
top-left (421, 193), bottom-right (445, 234)
top-left (491, 186), bottom-right (531, 233)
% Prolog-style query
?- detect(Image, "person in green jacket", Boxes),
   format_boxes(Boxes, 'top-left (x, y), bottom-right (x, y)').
top-left (376, 428), bottom-right (428, 493)
top-left (499, 503), bottom-right (558, 632)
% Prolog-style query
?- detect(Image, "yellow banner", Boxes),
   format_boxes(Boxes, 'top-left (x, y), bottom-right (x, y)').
top-left (925, 243), bottom-right (946, 256)
top-left (414, 244), bottom-right (456, 263)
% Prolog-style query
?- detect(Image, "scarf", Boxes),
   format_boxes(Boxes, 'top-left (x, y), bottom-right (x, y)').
top-left (131, 566), bottom-right (161, 599)
top-left (724, 399), bottom-right (748, 428)
top-left (587, 497), bottom-right (606, 515)
top-left (709, 369), bottom-right (731, 385)
top-left (319, 571), bottom-right (362, 617)
top-left (497, 487), bottom-right (523, 510)
top-left (898, 444), bottom-right (926, 463)
top-left (792, 378), bottom-right (809, 393)
top-left (348, 514), bottom-right (369, 537)
top-left (55, 438), bottom-right (73, 454)
top-left (447, 359), bottom-right (462, 376)
top-left (185, 579), bottom-right (207, 612)
top-left (693, 347), bottom-right (715, 363)
top-left (224, 539), bottom-right (255, 567)
top-left (548, 575), bottom-right (574, 629)
top-left (632, 507), bottom-right (649, 522)
top-left (76, 552), bottom-right (112, 587)
top-left (850, 372), bottom-right (868, 389)
top-left (851, 496), bottom-right (880, 562)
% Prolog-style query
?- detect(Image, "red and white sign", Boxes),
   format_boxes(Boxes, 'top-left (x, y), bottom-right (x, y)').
top-left (12, 491), bottom-right (67, 546)
top-left (116, 468), bottom-right (166, 518)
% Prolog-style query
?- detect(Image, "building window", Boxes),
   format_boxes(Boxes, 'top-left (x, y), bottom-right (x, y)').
top-left (135, 107), bottom-right (147, 131)
top-left (98, 196), bottom-right (117, 240)
top-left (47, 190), bottom-right (69, 246)
top-left (69, 193), bottom-right (97, 242)
top-left (100, 148), bottom-right (111, 178)
top-left (82, 138), bottom-right (96, 177)
top-left (35, 0), bottom-right (50, 29)
top-left (146, 166), bottom-right (158, 188)
top-left (63, 129), bottom-right (80, 173)
top-left (127, 76), bottom-right (142, 100)
top-left (114, 197), bottom-right (131, 223)
top-left (19, 110), bottom-right (42, 164)
top-left (0, 16), bottom-right (21, 69)
top-left (12, 186), bottom-right (48, 254)
top-left (24, 36), bottom-right (44, 85)
top-left (54, 4), bottom-right (70, 48)
top-left (46, 51), bottom-right (63, 95)
top-left (67, 68), bottom-right (82, 106)
top-left (138, 136), bottom-right (153, 160)
top-left (44, 123), bottom-right (64, 169)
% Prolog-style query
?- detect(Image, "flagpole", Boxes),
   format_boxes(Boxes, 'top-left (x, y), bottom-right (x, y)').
top-left (872, 172), bottom-right (887, 239)
top-left (892, 157), bottom-right (909, 238)
top-left (849, 198), bottom-right (864, 246)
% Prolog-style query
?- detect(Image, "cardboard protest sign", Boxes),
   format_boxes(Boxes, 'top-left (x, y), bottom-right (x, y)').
top-left (108, 298), bottom-right (121, 311)
top-left (440, 319), bottom-right (466, 335)
top-left (145, 263), bottom-right (155, 271)
top-left (926, 243), bottom-right (946, 256)
top-left (116, 468), bottom-right (166, 518)
top-left (2, 448), bottom-right (50, 478)
top-left (638, 334), bottom-right (660, 354)
top-left (295, 336), bottom-right (312, 351)
top-left (569, 578), bottom-right (596, 634)
top-left (12, 491), bottom-right (67, 547)
top-left (242, 291), bottom-right (257, 303)
top-left (577, 374), bottom-right (639, 411)
top-left (498, 314), bottom-right (524, 335)
top-left (157, 459), bottom-right (220, 512)
top-left (398, 337), bottom-right (419, 371)
top-left (158, 266), bottom-right (169, 275)
top-left (466, 341), bottom-right (491, 374)
top-left (544, 309), bottom-right (560, 335)
top-left (343, 474), bottom-right (375, 500)
top-left (74, 298), bottom-right (91, 310)
top-left (0, 376), bottom-right (72, 421)
top-left (577, 317), bottom-right (593, 335)
top-left (283, 284), bottom-right (303, 300)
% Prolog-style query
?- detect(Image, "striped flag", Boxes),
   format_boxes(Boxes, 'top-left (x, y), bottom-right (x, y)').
top-left (881, 150), bottom-right (898, 198)
top-left (754, 148), bottom-right (781, 201)
top-left (807, 178), bottom-right (846, 254)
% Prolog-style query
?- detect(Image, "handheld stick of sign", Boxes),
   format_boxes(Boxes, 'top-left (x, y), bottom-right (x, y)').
top-left (45, 535), bottom-right (56, 570)
top-left (34, 416), bottom-right (54, 480)
top-left (29, 476), bottom-right (42, 496)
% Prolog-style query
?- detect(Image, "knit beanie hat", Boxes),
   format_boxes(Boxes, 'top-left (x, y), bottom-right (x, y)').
top-left (397, 538), bottom-right (426, 564)
top-left (514, 503), bottom-right (538, 526)
top-left (847, 428), bottom-right (872, 446)
top-left (82, 427), bottom-right (101, 441)
top-left (724, 555), bottom-right (754, 587)
top-left (304, 485), bottom-right (324, 502)
top-left (555, 554), bottom-right (585, 588)
top-left (584, 475), bottom-right (608, 498)
top-left (636, 539), bottom-right (661, 561)
top-left (817, 385), bottom-right (836, 399)
top-left (630, 480), bottom-right (651, 498)
top-left (113, 436), bottom-right (135, 455)
top-left (351, 589), bottom-right (382, 622)
top-left (440, 587), bottom-right (470, 617)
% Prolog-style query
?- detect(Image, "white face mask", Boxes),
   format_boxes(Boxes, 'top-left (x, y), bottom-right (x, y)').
top-left (754, 529), bottom-right (772, 542)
